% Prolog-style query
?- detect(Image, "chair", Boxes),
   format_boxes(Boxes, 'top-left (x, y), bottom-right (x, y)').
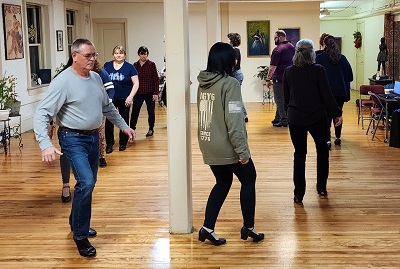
top-left (370, 84), bottom-right (385, 94)
top-left (366, 91), bottom-right (385, 140)
top-left (358, 85), bottom-right (384, 129)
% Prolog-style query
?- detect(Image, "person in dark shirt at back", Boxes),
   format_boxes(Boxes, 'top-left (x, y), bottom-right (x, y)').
top-left (316, 35), bottom-right (353, 149)
top-left (265, 30), bottom-right (295, 127)
top-left (132, 46), bottom-right (159, 137)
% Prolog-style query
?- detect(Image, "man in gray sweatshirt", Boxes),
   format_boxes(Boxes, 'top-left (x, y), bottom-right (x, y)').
top-left (34, 38), bottom-right (136, 257)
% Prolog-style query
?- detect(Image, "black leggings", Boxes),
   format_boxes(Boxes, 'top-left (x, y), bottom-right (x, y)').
top-left (130, 93), bottom-right (155, 130)
top-left (161, 84), bottom-right (167, 107)
top-left (327, 96), bottom-right (345, 140)
top-left (105, 99), bottom-right (130, 147)
top-left (289, 117), bottom-right (329, 198)
top-left (203, 158), bottom-right (256, 230)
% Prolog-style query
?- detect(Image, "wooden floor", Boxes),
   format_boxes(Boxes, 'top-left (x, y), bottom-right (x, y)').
top-left (1, 90), bottom-right (400, 268)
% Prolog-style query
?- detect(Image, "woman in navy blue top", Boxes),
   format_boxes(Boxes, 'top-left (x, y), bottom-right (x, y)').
top-left (104, 45), bottom-right (139, 153)
top-left (316, 35), bottom-right (353, 148)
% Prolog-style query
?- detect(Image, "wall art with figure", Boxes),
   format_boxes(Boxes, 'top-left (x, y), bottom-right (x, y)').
top-left (281, 28), bottom-right (300, 46)
top-left (2, 4), bottom-right (24, 60)
top-left (247, 20), bottom-right (270, 57)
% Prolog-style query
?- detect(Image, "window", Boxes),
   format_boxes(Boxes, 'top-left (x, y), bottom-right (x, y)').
top-left (66, 10), bottom-right (76, 56)
top-left (26, 5), bottom-right (42, 87)
top-left (26, 4), bottom-right (50, 88)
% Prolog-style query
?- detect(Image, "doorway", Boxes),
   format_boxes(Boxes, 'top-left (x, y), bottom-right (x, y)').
top-left (92, 19), bottom-right (127, 64)
top-left (356, 21), bottom-right (365, 90)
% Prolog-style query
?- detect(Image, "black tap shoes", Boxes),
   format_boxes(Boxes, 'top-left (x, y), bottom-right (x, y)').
top-left (106, 145), bottom-right (113, 154)
top-left (74, 238), bottom-right (96, 257)
top-left (240, 226), bottom-right (264, 242)
top-left (198, 227), bottom-right (226, 246)
top-left (146, 130), bottom-right (154, 137)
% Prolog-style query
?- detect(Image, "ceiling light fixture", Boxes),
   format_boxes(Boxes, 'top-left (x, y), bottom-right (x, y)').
top-left (320, 8), bottom-right (330, 18)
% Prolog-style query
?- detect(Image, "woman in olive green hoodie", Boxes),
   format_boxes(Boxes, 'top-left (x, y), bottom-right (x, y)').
top-left (197, 42), bottom-right (264, 246)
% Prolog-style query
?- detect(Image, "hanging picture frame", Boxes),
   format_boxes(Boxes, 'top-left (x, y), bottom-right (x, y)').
top-left (281, 28), bottom-right (300, 46)
top-left (2, 3), bottom-right (24, 60)
top-left (247, 20), bottom-right (270, 57)
top-left (56, 30), bottom-right (63, 51)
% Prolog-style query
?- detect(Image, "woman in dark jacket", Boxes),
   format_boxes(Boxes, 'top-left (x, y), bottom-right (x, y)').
top-left (283, 39), bottom-right (342, 206)
top-left (316, 35), bottom-right (353, 148)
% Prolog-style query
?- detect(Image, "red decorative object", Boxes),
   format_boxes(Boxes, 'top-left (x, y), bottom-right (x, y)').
top-left (353, 31), bottom-right (362, 49)
top-left (354, 39), bottom-right (362, 48)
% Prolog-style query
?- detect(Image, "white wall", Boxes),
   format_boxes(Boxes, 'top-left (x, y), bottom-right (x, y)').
top-left (320, 19), bottom-right (357, 82)
top-left (362, 15), bottom-right (385, 81)
top-left (320, 19), bottom-right (357, 90)
top-left (321, 15), bottom-right (384, 87)
top-left (0, 0), bottom-right (88, 132)
top-left (90, 2), bottom-right (321, 103)
top-left (188, 4), bottom-right (208, 103)
top-left (0, 0), bottom-right (387, 132)
top-left (90, 3), bottom-right (165, 70)
top-left (225, 2), bottom-right (320, 103)
top-left (0, 0), bottom-right (41, 131)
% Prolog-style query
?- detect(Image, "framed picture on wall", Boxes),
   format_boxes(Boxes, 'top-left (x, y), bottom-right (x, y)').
top-left (281, 28), bottom-right (300, 46)
top-left (56, 30), bottom-right (63, 51)
top-left (247, 20), bottom-right (270, 57)
top-left (2, 3), bottom-right (24, 60)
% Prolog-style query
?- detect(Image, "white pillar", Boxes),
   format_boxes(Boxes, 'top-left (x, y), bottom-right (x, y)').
top-left (164, 0), bottom-right (193, 234)
top-left (206, 0), bottom-right (220, 49)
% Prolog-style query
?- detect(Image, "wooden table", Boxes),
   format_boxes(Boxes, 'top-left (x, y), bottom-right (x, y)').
top-left (369, 78), bottom-right (393, 86)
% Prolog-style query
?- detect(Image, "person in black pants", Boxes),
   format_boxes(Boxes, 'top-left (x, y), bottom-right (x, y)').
top-left (283, 39), bottom-right (342, 206)
top-left (197, 42), bottom-right (264, 246)
top-left (316, 35), bottom-right (353, 149)
top-left (103, 45), bottom-right (139, 152)
top-left (132, 46), bottom-right (159, 137)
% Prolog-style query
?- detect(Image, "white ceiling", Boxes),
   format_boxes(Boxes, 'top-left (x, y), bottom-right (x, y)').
top-left (320, 0), bottom-right (371, 10)
top-left (78, 0), bottom-right (374, 7)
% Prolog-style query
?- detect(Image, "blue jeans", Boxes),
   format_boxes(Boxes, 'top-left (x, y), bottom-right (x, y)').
top-left (58, 130), bottom-right (99, 240)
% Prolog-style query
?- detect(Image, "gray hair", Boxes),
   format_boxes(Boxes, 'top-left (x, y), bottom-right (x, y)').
top-left (71, 38), bottom-right (94, 53)
top-left (293, 39), bottom-right (315, 67)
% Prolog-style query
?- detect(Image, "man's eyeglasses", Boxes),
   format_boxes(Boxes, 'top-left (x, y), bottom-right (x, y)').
top-left (76, 52), bottom-right (99, 60)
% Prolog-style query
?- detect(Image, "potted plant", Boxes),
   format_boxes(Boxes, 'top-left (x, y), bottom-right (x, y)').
top-left (0, 74), bottom-right (18, 119)
top-left (55, 62), bottom-right (66, 76)
top-left (254, 66), bottom-right (269, 84)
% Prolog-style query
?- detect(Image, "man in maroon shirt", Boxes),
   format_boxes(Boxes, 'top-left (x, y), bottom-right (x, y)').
top-left (265, 30), bottom-right (295, 127)
top-left (132, 46), bottom-right (159, 137)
